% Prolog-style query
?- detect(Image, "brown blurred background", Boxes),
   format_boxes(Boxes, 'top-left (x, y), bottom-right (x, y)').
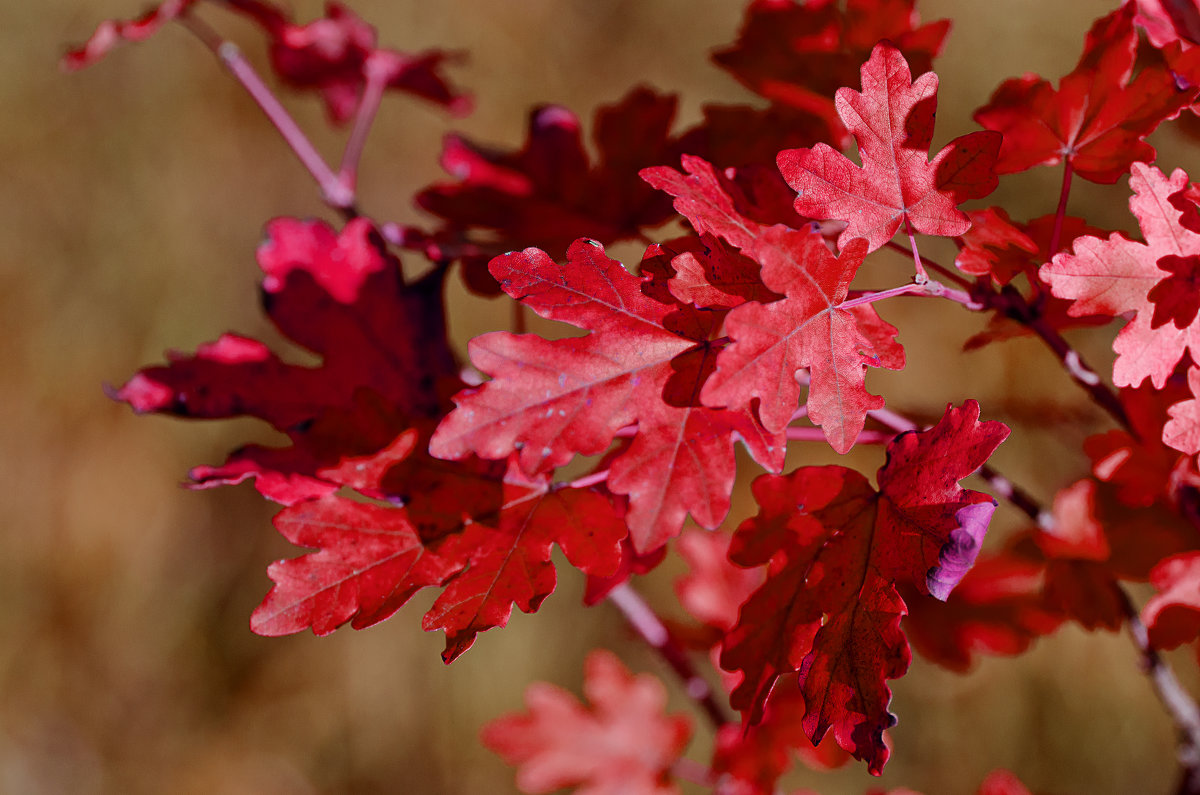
top-left (4, 0), bottom-right (1197, 792)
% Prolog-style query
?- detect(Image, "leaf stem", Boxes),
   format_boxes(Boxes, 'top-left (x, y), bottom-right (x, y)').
top-left (607, 582), bottom-right (731, 729)
top-left (885, 240), bottom-right (974, 288)
top-left (563, 469), bottom-right (609, 490)
top-left (338, 51), bottom-right (391, 195)
top-left (904, 218), bottom-right (929, 281)
top-left (177, 13), bottom-right (356, 211)
top-left (841, 280), bottom-right (984, 311)
top-left (786, 426), bottom-right (892, 443)
top-left (879, 238), bottom-right (1132, 431)
top-left (1047, 159), bottom-right (1075, 261)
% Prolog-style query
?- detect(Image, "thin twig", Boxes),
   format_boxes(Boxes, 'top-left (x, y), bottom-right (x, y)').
top-left (1047, 159), bottom-right (1075, 263)
top-left (338, 51), bottom-right (390, 193)
top-left (1119, 589), bottom-right (1200, 794)
top-left (607, 582), bottom-right (731, 730)
top-left (904, 217), bottom-right (929, 281)
top-left (177, 14), bottom-right (356, 210)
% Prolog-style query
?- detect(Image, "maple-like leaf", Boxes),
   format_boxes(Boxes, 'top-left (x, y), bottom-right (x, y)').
top-left (113, 217), bottom-right (459, 504)
top-left (1143, 551), bottom-right (1200, 649)
top-left (777, 42), bottom-right (1000, 253)
top-left (483, 650), bottom-right (691, 795)
top-left (701, 225), bottom-right (905, 452)
top-left (1041, 163), bottom-right (1200, 389)
top-left (63, 1), bottom-right (469, 122)
top-left (719, 401), bottom-right (1009, 774)
top-left (430, 239), bottom-right (785, 552)
top-left (713, 0), bottom-right (949, 130)
top-left (412, 88), bottom-right (685, 293)
top-left (974, 5), bottom-right (1194, 182)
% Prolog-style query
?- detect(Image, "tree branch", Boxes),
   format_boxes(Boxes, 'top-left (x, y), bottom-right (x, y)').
top-left (607, 582), bottom-right (732, 730)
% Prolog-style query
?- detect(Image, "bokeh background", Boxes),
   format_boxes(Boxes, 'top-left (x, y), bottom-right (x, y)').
top-left (4, 0), bottom-right (1199, 792)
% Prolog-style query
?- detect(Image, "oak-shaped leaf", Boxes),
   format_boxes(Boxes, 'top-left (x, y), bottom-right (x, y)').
top-left (112, 217), bottom-right (459, 505)
top-left (719, 401), bottom-right (1009, 774)
top-left (1143, 552), bottom-right (1200, 649)
top-left (1040, 163), bottom-right (1200, 390)
top-left (429, 239), bottom-right (785, 552)
top-left (254, 449), bottom-right (626, 661)
top-left (483, 650), bottom-right (692, 795)
top-left (413, 88), bottom-right (684, 293)
top-left (712, 0), bottom-right (949, 131)
top-left (974, 5), bottom-right (1194, 183)
top-left (777, 42), bottom-right (1000, 254)
top-left (701, 225), bottom-right (905, 453)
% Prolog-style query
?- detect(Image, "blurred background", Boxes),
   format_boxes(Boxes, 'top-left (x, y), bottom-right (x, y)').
top-left (3, 0), bottom-right (1198, 792)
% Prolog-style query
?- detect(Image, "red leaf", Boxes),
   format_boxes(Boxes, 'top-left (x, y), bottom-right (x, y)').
top-left (902, 552), bottom-right (1061, 672)
top-left (430, 240), bottom-right (785, 552)
top-left (712, 674), bottom-right (850, 795)
top-left (251, 494), bottom-right (459, 636)
top-left (62, 0), bottom-right (200, 70)
top-left (974, 5), bottom-right (1194, 183)
top-left (112, 218), bottom-right (459, 504)
top-left (254, 447), bottom-right (626, 658)
top-left (641, 155), bottom-right (769, 250)
top-left (1041, 163), bottom-right (1200, 389)
top-left (483, 650), bottom-right (692, 795)
top-left (1165, 367), bottom-right (1200, 457)
top-left (720, 401), bottom-right (1008, 774)
top-left (675, 529), bottom-right (764, 632)
top-left (712, 0), bottom-right (949, 130)
top-left (977, 770), bottom-right (1034, 795)
top-left (422, 463), bottom-right (626, 661)
top-left (64, 1), bottom-right (469, 122)
top-left (1144, 552), bottom-right (1200, 648)
top-left (777, 42), bottom-right (1000, 253)
top-left (1032, 481), bottom-right (1124, 631)
top-left (583, 535), bottom-right (667, 606)
top-left (701, 226), bottom-right (905, 452)
top-left (265, 2), bottom-right (470, 123)
top-left (414, 88), bottom-right (685, 292)
top-left (1086, 378), bottom-right (1192, 508)
top-left (639, 235), bottom-right (781, 310)
top-left (1035, 480), bottom-right (1110, 561)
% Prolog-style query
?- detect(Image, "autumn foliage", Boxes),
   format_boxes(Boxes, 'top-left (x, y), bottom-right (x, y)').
top-left (65, 0), bottom-right (1200, 792)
